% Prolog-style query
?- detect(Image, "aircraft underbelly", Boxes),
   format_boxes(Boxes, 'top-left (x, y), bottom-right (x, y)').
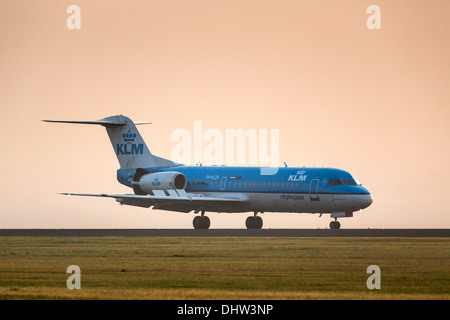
top-left (199, 192), bottom-right (349, 213)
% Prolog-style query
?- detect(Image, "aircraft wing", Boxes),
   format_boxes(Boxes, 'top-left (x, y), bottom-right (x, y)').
top-left (59, 192), bottom-right (244, 212)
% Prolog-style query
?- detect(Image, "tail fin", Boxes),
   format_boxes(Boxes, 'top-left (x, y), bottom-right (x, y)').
top-left (43, 115), bottom-right (181, 169)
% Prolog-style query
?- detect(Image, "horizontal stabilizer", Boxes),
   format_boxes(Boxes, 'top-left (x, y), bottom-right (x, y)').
top-left (42, 119), bottom-right (126, 127)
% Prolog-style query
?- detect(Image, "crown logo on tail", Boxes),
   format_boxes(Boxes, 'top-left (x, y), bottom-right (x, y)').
top-left (123, 130), bottom-right (136, 142)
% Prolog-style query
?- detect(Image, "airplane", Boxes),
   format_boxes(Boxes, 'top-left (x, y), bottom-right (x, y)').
top-left (44, 115), bottom-right (373, 229)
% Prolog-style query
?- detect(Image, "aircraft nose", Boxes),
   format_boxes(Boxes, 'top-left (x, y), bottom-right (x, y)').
top-left (359, 190), bottom-right (373, 209)
top-left (365, 193), bottom-right (373, 208)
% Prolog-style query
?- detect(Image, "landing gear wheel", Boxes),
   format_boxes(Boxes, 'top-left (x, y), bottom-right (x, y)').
top-left (193, 216), bottom-right (210, 229)
top-left (329, 221), bottom-right (341, 229)
top-left (246, 216), bottom-right (254, 229)
top-left (255, 216), bottom-right (263, 229)
top-left (246, 216), bottom-right (263, 229)
top-left (193, 216), bottom-right (202, 229)
top-left (202, 216), bottom-right (210, 229)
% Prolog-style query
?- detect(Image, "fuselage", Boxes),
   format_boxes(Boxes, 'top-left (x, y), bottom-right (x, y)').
top-left (117, 166), bottom-right (373, 214)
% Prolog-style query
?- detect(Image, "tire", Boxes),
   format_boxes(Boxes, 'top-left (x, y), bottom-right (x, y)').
top-left (246, 216), bottom-right (255, 229)
top-left (201, 216), bottom-right (211, 229)
top-left (193, 216), bottom-right (203, 229)
top-left (255, 216), bottom-right (263, 229)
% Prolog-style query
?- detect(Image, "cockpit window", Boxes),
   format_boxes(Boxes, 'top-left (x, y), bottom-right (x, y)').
top-left (327, 179), bottom-right (343, 186)
top-left (342, 179), bottom-right (357, 186)
top-left (328, 177), bottom-right (362, 187)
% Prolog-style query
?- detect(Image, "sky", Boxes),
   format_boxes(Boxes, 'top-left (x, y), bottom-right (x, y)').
top-left (0, 0), bottom-right (449, 228)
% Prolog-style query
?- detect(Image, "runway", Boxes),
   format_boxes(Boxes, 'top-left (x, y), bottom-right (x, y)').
top-left (0, 229), bottom-right (449, 237)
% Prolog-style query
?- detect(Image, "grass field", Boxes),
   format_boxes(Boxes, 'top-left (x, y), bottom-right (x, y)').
top-left (0, 237), bottom-right (448, 299)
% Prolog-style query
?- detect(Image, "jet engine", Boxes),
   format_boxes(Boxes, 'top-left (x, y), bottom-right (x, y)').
top-left (132, 168), bottom-right (187, 195)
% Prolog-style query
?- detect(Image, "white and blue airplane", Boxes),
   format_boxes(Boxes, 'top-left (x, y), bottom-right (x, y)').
top-left (44, 115), bottom-right (372, 229)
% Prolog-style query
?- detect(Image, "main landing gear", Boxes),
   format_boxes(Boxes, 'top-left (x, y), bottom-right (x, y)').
top-left (246, 212), bottom-right (263, 229)
top-left (193, 211), bottom-right (210, 229)
top-left (329, 218), bottom-right (341, 229)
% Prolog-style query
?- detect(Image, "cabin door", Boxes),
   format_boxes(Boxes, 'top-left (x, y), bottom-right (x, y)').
top-left (220, 177), bottom-right (227, 190)
top-left (309, 179), bottom-right (320, 201)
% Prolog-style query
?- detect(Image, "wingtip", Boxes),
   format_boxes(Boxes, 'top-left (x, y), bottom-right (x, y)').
top-left (58, 192), bottom-right (71, 197)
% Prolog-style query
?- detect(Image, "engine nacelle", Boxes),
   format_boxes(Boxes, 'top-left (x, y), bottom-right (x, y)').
top-left (132, 169), bottom-right (187, 195)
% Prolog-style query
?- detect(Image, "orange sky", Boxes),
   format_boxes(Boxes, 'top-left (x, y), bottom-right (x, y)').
top-left (1, 0), bottom-right (449, 228)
